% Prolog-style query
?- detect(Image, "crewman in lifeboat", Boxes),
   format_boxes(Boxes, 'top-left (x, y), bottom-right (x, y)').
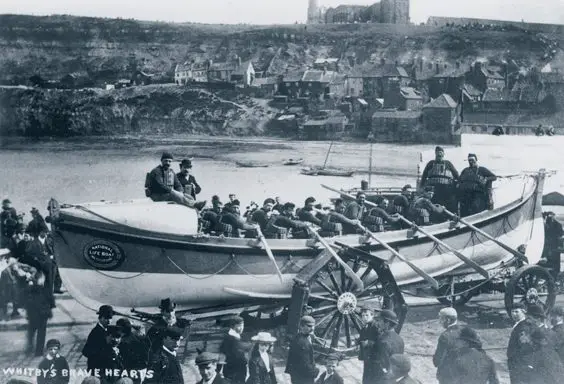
top-left (457, 153), bottom-right (497, 217)
top-left (407, 187), bottom-right (446, 226)
top-left (249, 198), bottom-right (276, 232)
top-left (362, 198), bottom-right (401, 233)
top-left (176, 159), bottom-right (202, 201)
top-left (200, 196), bottom-right (223, 235)
top-left (320, 199), bottom-right (360, 236)
top-left (419, 146), bottom-right (459, 215)
top-left (390, 185), bottom-right (414, 229)
top-left (217, 202), bottom-right (259, 238)
top-left (297, 197), bottom-right (324, 226)
top-left (145, 152), bottom-right (206, 210)
top-left (343, 192), bottom-right (369, 234)
top-left (264, 202), bottom-right (310, 239)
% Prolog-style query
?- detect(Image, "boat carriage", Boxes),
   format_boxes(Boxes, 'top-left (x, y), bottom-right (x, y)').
top-left (45, 169), bottom-right (553, 355)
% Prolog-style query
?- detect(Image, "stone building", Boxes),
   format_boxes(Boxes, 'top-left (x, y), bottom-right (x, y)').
top-left (422, 94), bottom-right (458, 137)
top-left (316, 0), bottom-right (409, 25)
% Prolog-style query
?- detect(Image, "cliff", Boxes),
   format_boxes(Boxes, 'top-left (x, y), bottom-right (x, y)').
top-left (0, 85), bottom-right (274, 137)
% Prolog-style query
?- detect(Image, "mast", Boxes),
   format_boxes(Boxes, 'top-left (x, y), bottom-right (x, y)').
top-left (323, 141), bottom-right (334, 169)
top-left (367, 133), bottom-right (375, 188)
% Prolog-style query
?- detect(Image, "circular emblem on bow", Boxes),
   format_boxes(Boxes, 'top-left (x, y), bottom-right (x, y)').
top-left (83, 240), bottom-right (125, 270)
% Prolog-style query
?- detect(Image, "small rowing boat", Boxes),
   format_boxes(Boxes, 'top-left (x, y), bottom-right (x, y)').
top-left (283, 158), bottom-right (304, 166)
top-left (235, 161), bottom-right (269, 168)
top-left (301, 167), bottom-right (354, 177)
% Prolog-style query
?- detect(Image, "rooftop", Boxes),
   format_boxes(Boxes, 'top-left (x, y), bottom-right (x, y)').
top-left (423, 93), bottom-right (458, 109)
top-left (372, 109), bottom-right (422, 119)
top-left (283, 71), bottom-right (305, 83)
top-left (314, 58), bottom-right (340, 65)
top-left (482, 88), bottom-right (515, 102)
top-left (232, 61), bottom-right (253, 76)
top-left (252, 77), bottom-right (278, 86)
top-left (400, 87), bottom-right (422, 99)
top-left (302, 70), bottom-right (336, 83)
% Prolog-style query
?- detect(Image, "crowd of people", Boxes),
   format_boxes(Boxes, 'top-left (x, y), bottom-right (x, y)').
top-left (143, 149), bottom-right (500, 242)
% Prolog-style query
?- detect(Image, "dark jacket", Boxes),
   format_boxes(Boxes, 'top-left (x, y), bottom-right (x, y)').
top-left (433, 324), bottom-right (462, 382)
top-left (82, 324), bottom-right (108, 371)
top-left (147, 317), bottom-right (188, 351)
top-left (37, 355), bottom-right (70, 384)
top-left (420, 160), bottom-right (459, 188)
top-left (145, 348), bottom-right (184, 384)
top-left (220, 333), bottom-right (248, 384)
top-left (366, 329), bottom-right (404, 383)
top-left (358, 321), bottom-right (380, 361)
top-left (247, 353), bottom-right (277, 384)
top-left (285, 333), bottom-right (319, 384)
top-left (176, 172), bottom-right (201, 199)
top-left (297, 208), bottom-right (322, 226)
top-left (507, 319), bottom-right (536, 373)
top-left (441, 346), bottom-right (499, 384)
top-left (119, 332), bottom-right (150, 370)
top-left (552, 323), bottom-right (564, 362)
top-left (315, 371), bottom-right (343, 384)
top-left (98, 342), bottom-right (125, 384)
top-left (196, 375), bottom-right (230, 384)
top-left (148, 165), bottom-right (183, 196)
top-left (250, 209), bottom-right (270, 231)
top-left (519, 345), bottom-right (564, 384)
top-left (384, 375), bottom-right (421, 384)
top-left (220, 213), bottom-right (256, 238)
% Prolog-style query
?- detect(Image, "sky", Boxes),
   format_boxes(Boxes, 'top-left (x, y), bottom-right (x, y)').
top-left (1, 0), bottom-right (564, 25)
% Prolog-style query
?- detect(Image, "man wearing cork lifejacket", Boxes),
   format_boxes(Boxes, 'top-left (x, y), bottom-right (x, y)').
top-left (419, 146), bottom-right (459, 218)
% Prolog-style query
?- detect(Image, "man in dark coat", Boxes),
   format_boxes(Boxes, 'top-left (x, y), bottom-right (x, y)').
top-left (550, 306), bottom-right (564, 361)
top-left (219, 315), bottom-right (248, 384)
top-left (507, 303), bottom-right (545, 384)
top-left (458, 153), bottom-right (497, 216)
top-left (147, 298), bottom-right (189, 352)
top-left (116, 318), bottom-right (149, 384)
top-left (441, 327), bottom-right (499, 384)
top-left (519, 328), bottom-right (564, 384)
top-left (98, 325), bottom-right (125, 384)
top-left (368, 310), bottom-right (404, 384)
top-left (539, 211), bottom-right (563, 279)
top-left (358, 303), bottom-right (381, 384)
top-left (195, 352), bottom-right (229, 384)
top-left (384, 354), bottom-right (421, 384)
top-left (146, 152), bottom-right (204, 210)
top-left (419, 146), bottom-right (459, 214)
top-left (176, 159), bottom-right (202, 201)
top-left (24, 269), bottom-right (53, 356)
top-left (250, 199), bottom-right (276, 231)
top-left (433, 307), bottom-right (462, 384)
top-left (285, 316), bottom-right (321, 384)
top-left (1, 198), bottom-right (18, 248)
top-left (21, 229), bottom-right (56, 307)
top-left (82, 305), bottom-right (114, 373)
top-left (343, 192), bottom-right (368, 234)
top-left (145, 327), bottom-right (185, 384)
top-left (266, 203), bottom-right (310, 239)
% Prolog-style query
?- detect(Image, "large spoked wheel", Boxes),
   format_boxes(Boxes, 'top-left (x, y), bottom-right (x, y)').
top-left (304, 253), bottom-right (404, 357)
top-left (505, 265), bottom-right (556, 320)
top-left (435, 281), bottom-right (477, 307)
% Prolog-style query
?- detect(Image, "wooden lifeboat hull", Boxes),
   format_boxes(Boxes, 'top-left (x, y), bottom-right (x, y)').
top-left (48, 173), bottom-right (545, 312)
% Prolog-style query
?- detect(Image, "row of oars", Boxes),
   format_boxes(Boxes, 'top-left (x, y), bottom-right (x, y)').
top-left (253, 184), bottom-right (529, 292)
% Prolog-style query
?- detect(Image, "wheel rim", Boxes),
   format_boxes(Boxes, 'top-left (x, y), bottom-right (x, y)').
top-left (306, 254), bottom-right (400, 356)
top-left (505, 265), bottom-right (556, 320)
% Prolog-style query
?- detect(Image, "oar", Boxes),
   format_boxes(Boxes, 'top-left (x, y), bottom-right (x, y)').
top-left (442, 209), bottom-right (529, 263)
top-left (397, 214), bottom-right (490, 278)
top-left (256, 227), bottom-right (284, 283)
top-left (309, 229), bottom-right (365, 292)
top-left (357, 224), bottom-right (440, 290)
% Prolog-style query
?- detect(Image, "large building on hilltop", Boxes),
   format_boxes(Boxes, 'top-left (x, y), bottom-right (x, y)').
top-left (308, 0), bottom-right (409, 24)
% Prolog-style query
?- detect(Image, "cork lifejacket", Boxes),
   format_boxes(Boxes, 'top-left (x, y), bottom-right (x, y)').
top-left (459, 168), bottom-right (487, 192)
top-left (427, 162), bottom-right (456, 186)
top-left (408, 198), bottom-right (430, 225)
top-left (363, 210), bottom-right (385, 232)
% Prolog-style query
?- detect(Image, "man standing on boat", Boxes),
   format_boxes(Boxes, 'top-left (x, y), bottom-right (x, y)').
top-left (176, 159), bottom-right (202, 201)
top-left (146, 152), bottom-right (206, 210)
top-left (419, 146), bottom-right (459, 215)
top-left (458, 154), bottom-right (497, 217)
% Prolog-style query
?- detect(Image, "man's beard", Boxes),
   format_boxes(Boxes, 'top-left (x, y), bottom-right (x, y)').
top-left (163, 164), bottom-right (170, 170)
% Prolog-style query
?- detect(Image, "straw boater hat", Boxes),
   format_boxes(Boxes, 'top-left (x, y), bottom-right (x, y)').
top-left (251, 332), bottom-right (277, 343)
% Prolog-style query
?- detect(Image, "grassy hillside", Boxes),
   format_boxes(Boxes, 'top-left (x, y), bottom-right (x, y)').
top-left (0, 14), bottom-right (560, 84)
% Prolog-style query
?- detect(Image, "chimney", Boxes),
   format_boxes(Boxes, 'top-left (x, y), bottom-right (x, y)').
top-left (435, 63), bottom-right (440, 74)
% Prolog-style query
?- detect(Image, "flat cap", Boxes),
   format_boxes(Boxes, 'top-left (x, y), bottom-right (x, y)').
top-left (106, 325), bottom-right (124, 338)
top-left (300, 315), bottom-right (315, 326)
top-left (46, 339), bottom-right (61, 349)
top-left (224, 315), bottom-right (244, 328)
top-left (435, 146), bottom-right (444, 153)
top-left (161, 152), bottom-right (174, 161)
top-left (390, 354), bottom-right (411, 374)
top-left (2, 199), bottom-right (11, 205)
top-left (195, 352), bottom-right (219, 366)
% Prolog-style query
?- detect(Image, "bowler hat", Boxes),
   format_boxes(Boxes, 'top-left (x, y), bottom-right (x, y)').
top-left (161, 152), bottom-right (174, 161)
top-left (46, 339), bottom-right (61, 349)
top-left (380, 309), bottom-right (399, 325)
top-left (116, 318), bottom-right (132, 330)
top-left (224, 315), bottom-right (244, 328)
top-left (195, 351), bottom-right (219, 366)
top-left (390, 354), bottom-right (411, 374)
top-left (251, 332), bottom-right (277, 343)
top-left (164, 326), bottom-right (184, 340)
top-left (180, 159), bottom-right (192, 168)
top-left (159, 298), bottom-right (176, 312)
top-left (300, 315), bottom-right (316, 326)
top-left (527, 304), bottom-right (546, 319)
top-left (96, 305), bottom-right (114, 318)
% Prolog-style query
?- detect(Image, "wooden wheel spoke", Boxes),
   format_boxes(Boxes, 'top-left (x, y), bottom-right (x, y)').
top-left (358, 279), bottom-right (382, 297)
top-left (331, 315), bottom-right (344, 348)
top-left (329, 271), bottom-right (343, 296)
top-left (317, 280), bottom-right (340, 298)
top-left (344, 315), bottom-right (352, 348)
top-left (340, 264), bottom-right (347, 292)
top-left (316, 309), bottom-right (338, 329)
top-left (349, 313), bottom-right (363, 333)
top-left (309, 294), bottom-right (338, 303)
top-left (320, 311), bottom-right (340, 339)
top-left (310, 304), bottom-right (336, 316)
